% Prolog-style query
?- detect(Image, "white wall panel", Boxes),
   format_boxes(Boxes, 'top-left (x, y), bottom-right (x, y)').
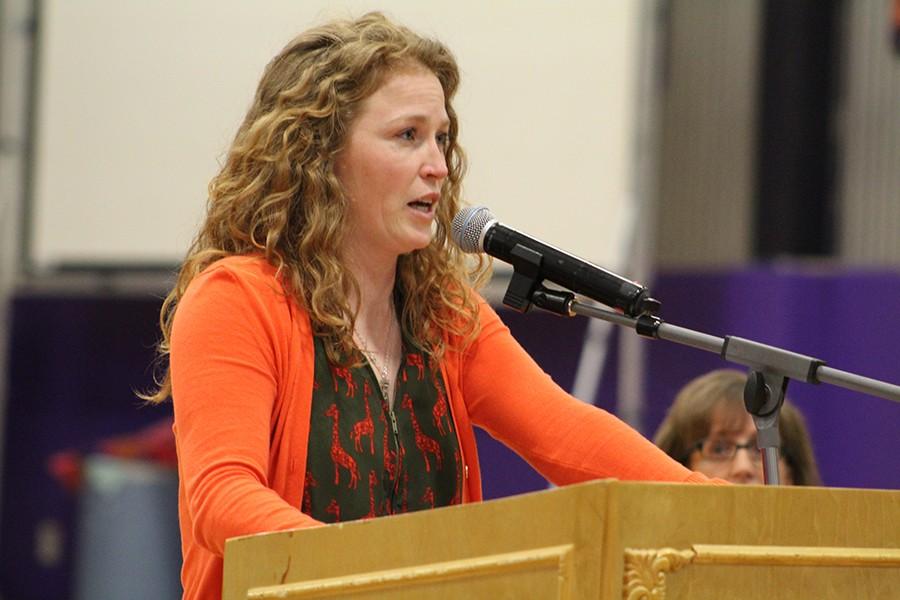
top-left (655, 0), bottom-right (761, 267)
top-left (837, 0), bottom-right (900, 264)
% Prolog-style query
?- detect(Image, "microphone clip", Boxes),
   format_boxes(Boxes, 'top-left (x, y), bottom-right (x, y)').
top-left (502, 245), bottom-right (577, 317)
top-left (502, 244), bottom-right (544, 312)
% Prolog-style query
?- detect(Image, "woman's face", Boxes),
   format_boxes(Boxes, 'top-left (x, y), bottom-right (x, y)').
top-left (335, 67), bottom-right (450, 262)
top-left (688, 407), bottom-right (794, 485)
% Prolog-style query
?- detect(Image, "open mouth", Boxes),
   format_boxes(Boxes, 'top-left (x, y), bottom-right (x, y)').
top-left (408, 197), bottom-right (437, 213)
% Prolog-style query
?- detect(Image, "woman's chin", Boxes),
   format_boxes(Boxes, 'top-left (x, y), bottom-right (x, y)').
top-left (398, 232), bottom-right (434, 254)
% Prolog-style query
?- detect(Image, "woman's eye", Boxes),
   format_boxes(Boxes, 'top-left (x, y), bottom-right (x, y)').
top-left (436, 132), bottom-right (450, 148)
top-left (399, 128), bottom-right (416, 141)
top-left (709, 441), bottom-right (733, 457)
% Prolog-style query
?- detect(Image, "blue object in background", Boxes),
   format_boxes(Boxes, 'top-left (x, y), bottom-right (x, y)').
top-left (73, 455), bottom-right (180, 600)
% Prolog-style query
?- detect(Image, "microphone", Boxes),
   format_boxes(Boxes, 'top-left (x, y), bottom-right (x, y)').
top-left (451, 206), bottom-right (660, 317)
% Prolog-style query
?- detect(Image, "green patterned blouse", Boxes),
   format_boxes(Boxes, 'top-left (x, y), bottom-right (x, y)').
top-left (303, 335), bottom-right (463, 523)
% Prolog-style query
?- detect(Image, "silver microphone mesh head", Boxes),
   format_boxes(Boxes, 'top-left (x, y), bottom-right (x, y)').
top-left (451, 206), bottom-right (496, 253)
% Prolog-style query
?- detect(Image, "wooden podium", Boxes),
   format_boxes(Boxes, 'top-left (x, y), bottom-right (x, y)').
top-left (223, 480), bottom-right (900, 599)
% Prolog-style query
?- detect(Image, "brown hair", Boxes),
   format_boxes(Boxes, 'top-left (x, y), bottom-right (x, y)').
top-left (144, 12), bottom-right (489, 403)
top-left (653, 369), bottom-right (822, 486)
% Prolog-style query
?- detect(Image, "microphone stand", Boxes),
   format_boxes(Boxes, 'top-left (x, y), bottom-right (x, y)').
top-left (518, 285), bottom-right (900, 485)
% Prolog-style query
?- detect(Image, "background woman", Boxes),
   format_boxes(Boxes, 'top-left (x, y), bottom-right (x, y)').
top-left (654, 369), bottom-right (822, 485)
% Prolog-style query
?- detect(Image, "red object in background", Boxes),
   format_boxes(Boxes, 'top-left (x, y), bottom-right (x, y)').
top-left (894, 0), bottom-right (900, 54)
top-left (97, 419), bottom-right (177, 466)
top-left (47, 451), bottom-right (84, 493)
top-left (47, 419), bottom-right (176, 493)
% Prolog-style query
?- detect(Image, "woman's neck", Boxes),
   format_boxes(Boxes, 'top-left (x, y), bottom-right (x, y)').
top-left (343, 244), bottom-right (403, 407)
top-left (343, 244), bottom-right (399, 332)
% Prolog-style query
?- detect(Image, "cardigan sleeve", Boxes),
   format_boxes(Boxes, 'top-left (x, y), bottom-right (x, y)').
top-left (170, 262), bottom-right (320, 557)
top-left (461, 298), bottom-right (721, 485)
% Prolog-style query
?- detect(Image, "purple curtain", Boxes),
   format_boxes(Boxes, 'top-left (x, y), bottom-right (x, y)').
top-left (481, 265), bottom-right (900, 497)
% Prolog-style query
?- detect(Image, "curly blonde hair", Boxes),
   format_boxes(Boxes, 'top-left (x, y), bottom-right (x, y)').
top-left (145, 12), bottom-right (489, 403)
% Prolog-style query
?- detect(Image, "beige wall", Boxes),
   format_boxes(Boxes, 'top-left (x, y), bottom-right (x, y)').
top-left (29, 0), bottom-right (644, 271)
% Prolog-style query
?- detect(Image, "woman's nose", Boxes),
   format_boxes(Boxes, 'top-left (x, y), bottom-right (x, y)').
top-left (728, 447), bottom-right (761, 484)
top-left (421, 141), bottom-right (449, 180)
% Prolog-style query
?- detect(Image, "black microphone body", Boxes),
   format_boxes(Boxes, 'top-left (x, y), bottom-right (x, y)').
top-left (452, 207), bottom-right (660, 317)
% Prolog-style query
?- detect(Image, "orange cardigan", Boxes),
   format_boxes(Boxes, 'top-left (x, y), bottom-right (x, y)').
top-left (170, 256), bottom-right (712, 599)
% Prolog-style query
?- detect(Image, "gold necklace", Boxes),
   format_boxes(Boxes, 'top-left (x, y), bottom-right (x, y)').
top-left (354, 311), bottom-right (397, 403)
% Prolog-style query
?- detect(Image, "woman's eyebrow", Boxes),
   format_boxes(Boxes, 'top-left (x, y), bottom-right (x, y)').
top-left (386, 113), bottom-right (451, 128)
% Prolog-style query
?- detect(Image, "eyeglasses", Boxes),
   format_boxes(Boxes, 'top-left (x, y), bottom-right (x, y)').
top-left (693, 438), bottom-right (761, 463)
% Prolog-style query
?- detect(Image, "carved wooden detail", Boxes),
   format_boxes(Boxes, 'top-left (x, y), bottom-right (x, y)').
top-left (622, 547), bottom-right (695, 600)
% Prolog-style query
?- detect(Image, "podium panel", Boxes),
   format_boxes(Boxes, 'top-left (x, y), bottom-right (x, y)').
top-left (224, 482), bottom-right (609, 599)
top-left (625, 547), bottom-right (899, 599)
top-left (244, 545), bottom-right (574, 598)
top-left (223, 480), bottom-right (900, 600)
top-left (607, 482), bottom-right (900, 600)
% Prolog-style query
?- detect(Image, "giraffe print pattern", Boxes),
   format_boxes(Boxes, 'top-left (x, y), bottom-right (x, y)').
top-left (303, 335), bottom-right (462, 524)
